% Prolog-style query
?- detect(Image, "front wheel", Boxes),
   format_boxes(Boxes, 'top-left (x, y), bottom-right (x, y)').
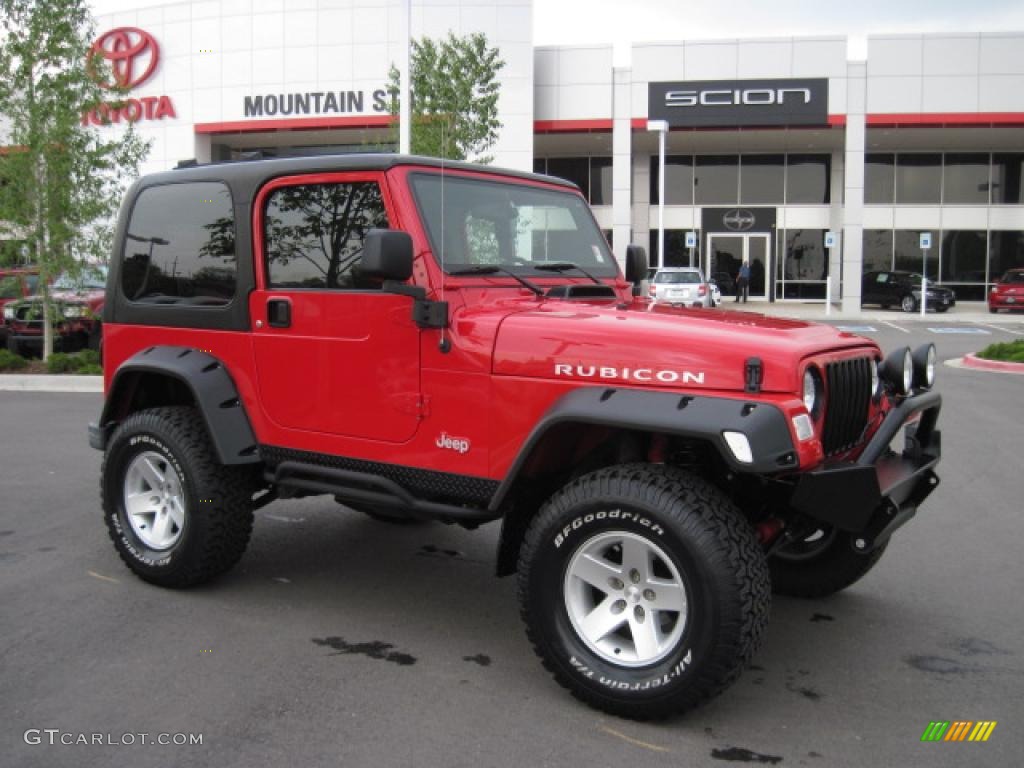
top-left (518, 464), bottom-right (770, 719)
top-left (101, 406), bottom-right (256, 587)
top-left (901, 295), bottom-right (917, 313)
top-left (769, 526), bottom-right (888, 598)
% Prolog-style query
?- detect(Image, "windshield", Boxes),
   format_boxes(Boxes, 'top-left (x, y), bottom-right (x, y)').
top-left (410, 173), bottom-right (618, 278)
top-left (654, 271), bottom-right (701, 284)
top-left (52, 267), bottom-right (107, 291)
top-left (1001, 270), bottom-right (1024, 284)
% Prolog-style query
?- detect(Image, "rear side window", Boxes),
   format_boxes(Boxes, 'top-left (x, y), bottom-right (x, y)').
top-left (0, 276), bottom-right (21, 299)
top-left (121, 182), bottom-right (236, 305)
top-left (263, 181), bottom-right (389, 289)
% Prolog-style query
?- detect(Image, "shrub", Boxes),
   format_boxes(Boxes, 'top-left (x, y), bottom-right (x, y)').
top-left (46, 349), bottom-right (103, 374)
top-left (0, 349), bottom-right (28, 371)
top-left (976, 339), bottom-right (1024, 364)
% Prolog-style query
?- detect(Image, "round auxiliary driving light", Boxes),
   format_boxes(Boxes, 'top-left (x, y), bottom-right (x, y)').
top-left (912, 343), bottom-right (937, 389)
top-left (880, 347), bottom-right (913, 396)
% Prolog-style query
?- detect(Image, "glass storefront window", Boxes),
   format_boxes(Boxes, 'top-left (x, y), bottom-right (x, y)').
top-left (896, 154), bottom-right (942, 204)
top-left (992, 154), bottom-right (1024, 204)
top-left (894, 230), bottom-right (939, 277)
top-left (940, 230), bottom-right (987, 283)
top-left (943, 154), bottom-right (990, 204)
top-left (865, 154), bottom-right (895, 204)
top-left (590, 157), bottom-right (613, 205)
top-left (777, 229), bottom-right (828, 299)
top-left (650, 156), bottom-right (694, 205)
top-left (740, 155), bottom-right (784, 204)
top-left (989, 231), bottom-right (1024, 279)
top-left (545, 157), bottom-right (590, 200)
top-left (862, 229), bottom-right (893, 272)
top-left (786, 154), bottom-right (831, 204)
top-left (694, 156), bottom-right (739, 205)
top-left (649, 229), bottom-right (699, 268)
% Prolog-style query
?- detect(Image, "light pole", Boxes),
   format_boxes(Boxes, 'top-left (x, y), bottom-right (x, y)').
top-left (647, 120), bottom-right (668, 270)
top-left (399, 0), bottom-right (411, 154)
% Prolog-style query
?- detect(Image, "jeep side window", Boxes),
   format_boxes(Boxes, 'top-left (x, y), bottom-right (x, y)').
top-left (121, 182), bottom-right (236, 305)
top-left (264, 182), bottom-right (389, 290)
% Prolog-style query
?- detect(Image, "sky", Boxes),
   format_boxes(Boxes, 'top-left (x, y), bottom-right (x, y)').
top-left (91, 0), bottom-right (1024, 62)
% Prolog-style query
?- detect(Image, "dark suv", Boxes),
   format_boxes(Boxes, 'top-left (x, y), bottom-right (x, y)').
top-left (862, 270), bottom-right (955, 313)
top-left (89, 155), bottom-right (943, 718)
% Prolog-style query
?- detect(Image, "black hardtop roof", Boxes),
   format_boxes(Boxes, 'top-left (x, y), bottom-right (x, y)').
top-left (138, 153), bottom-right (578, 192)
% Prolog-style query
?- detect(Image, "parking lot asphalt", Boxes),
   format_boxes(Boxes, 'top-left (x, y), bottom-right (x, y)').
top-left (2, 319), bottom-right (1023, 768)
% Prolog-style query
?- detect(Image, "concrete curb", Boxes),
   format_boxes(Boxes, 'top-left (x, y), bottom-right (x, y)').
top-left (961, 354), bottom-right (1024, 374)
top-left (0, 375), bottom-right (103, 393)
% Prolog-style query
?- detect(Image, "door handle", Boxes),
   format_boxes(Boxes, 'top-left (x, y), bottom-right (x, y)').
top-left (267, 298), bottom-right (291, 328)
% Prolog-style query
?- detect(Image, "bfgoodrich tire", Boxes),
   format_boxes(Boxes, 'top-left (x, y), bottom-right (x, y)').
top-left (101, 406), bottom-right (256, 588)
top-left (769, 526), bottom-right (888, 598)
top-left (518, 464), bottom-right (770, 719)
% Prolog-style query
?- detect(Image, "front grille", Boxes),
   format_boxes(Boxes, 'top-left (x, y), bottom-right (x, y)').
top-left (14, 304), bottom-right (42, 324)
top-left (821, 357), bottom-right (872, 455)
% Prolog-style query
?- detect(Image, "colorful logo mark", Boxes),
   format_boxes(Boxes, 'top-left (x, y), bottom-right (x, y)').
top-left (921, 721), bottom-right (997, 742)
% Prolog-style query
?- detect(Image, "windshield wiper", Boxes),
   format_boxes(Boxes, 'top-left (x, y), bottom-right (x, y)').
top-left (448, 265), bottom-right (544, 296)
top-left (532, 262), bottom-right (603, 284)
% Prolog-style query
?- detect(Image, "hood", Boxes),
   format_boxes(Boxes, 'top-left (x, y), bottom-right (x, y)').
top-left (491, 299), bottom-right (875, 393)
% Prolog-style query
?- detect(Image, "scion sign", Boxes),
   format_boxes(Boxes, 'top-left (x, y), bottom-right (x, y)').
top-left (649, 78), bottom-right (828, 127)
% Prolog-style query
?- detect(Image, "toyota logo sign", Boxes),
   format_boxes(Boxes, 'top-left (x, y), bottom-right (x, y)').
top-left (89, 27), bottom-right (159, 90)
top-left (723, 209), bottom-right (756, 232)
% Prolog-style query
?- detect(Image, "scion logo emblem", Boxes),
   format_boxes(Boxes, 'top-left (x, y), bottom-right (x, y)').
top-left (89, 27), bottom-right (160, 90)
top-left (723, 209), bottom-right (756, 232)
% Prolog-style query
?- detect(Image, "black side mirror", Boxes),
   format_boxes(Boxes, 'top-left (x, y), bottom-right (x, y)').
top-left (361, 229), bottom-right (413, 281)
top-left (625, 245), bottom-right (648, 294)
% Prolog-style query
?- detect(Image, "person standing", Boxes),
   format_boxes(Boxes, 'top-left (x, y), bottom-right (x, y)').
top-left (736, 260), bottom-right (750, 303)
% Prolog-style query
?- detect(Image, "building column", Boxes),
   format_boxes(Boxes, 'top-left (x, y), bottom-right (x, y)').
top-left (611, 66), bottom-right (633, 270)
top-left (842, 60), bottom-right (867, 314)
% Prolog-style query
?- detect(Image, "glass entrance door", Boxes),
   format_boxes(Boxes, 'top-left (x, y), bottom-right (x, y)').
top-left (706, 233), bottom-right (770, 300)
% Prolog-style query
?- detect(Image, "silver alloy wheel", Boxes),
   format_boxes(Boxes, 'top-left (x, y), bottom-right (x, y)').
top-left (564, 530), bottom-right (688, 667)
top-left (901, 295), bottom-right (916, 312)
top-left (123, 450), bottom-right (186, 551)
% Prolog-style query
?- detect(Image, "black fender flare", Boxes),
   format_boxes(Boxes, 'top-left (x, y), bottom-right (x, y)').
top-left (489, 386), bottom-right (799, 576)
top-left (91, 346), bottom-right (260, 465)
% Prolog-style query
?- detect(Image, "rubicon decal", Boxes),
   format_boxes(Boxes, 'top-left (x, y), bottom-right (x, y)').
top-left (554, 363), bottom-right (705, 385)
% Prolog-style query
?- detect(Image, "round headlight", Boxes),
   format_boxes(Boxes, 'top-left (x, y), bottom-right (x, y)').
top-left (912, 343), bottom-right (936, 389)
top-left (802, 367), bottom-right (822, 417)
top-left (880, 347), bottom-right (913, 396)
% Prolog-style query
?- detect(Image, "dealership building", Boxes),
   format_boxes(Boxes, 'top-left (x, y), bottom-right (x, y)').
top-left (86, 0), bottom-right (1024, 311)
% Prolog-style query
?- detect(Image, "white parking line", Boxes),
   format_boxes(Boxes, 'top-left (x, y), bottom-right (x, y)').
top-left (977, 323), bottom-right (1024, 336)
top-left (880, 320), bottom-right (910, 334)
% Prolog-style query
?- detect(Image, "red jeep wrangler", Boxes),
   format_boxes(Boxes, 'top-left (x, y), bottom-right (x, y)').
top-left (89, 155), bottom-right (942, 718)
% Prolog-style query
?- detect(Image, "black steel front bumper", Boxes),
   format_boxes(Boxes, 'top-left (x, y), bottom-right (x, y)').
top-left (789, 389), bottom-right (941, 551)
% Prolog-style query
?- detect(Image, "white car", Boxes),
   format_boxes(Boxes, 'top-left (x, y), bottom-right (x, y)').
top-left (649, 267), bottom-right (715, 308)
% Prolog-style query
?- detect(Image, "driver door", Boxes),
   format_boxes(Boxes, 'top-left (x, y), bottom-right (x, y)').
top-left (251, 173), bottom-right (421, 444)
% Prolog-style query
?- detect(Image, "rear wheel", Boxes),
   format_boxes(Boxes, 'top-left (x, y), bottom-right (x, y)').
top-left (518, 464), bottom-right (769, 719)
top-left (101, 406), bottom-right (256, 587)
top-left (769, 526), bottom-right (887, 598)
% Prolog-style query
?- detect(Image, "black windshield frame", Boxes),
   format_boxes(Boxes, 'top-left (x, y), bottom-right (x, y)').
top-left (409, 172), bottom-right (619, 278)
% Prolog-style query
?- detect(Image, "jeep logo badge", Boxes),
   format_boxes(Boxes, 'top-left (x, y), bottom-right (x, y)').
top-left (723, 209), bottom-right (756, 232)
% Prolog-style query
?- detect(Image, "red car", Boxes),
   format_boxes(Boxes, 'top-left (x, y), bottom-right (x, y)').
top-left (989, 268), bottom-right (1024, 313)
top-left (3, 268), bottom-right (105, 356)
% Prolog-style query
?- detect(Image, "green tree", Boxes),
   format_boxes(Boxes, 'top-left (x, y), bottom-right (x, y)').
top-left (0, 0), bottom-right (148, 359)
top-left (388, 32), bottom-right (504, 163)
